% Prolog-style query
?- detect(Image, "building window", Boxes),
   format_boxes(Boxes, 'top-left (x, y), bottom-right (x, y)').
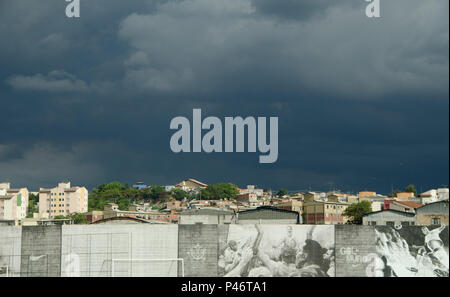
top-left (369, 221), bottom-right (377, 226)
top-left (431, 218), bottom-right (441, 225)
top-left (386, 221), bottom-right (395, 226)
top-left (401, 221), bottom-right (410, 226)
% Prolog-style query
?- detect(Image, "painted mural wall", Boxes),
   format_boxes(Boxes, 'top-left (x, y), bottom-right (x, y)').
top-left (374, 225), bottom-right (448, 277)
top-left (335, 225), bottom-right (378, 277)
top-left (218, 225), bottom-right (334, 277)
top-left (178, 224), bottom-right (220, 276)
top-left (20, 226), bottom-right (62, 277)
top-left (0, 224), bottom-right (448, 277)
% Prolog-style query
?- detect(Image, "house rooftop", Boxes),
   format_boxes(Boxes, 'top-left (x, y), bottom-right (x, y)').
top-left (180, 208), bottom-right (234, 216)
top-left (362, 209), bottom-right (416, 217)
top-left (393, 201), bottom-right (423, 209)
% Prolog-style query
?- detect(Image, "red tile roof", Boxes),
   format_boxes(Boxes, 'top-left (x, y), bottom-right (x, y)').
top-left (395, 201), bottom-right (424, 209)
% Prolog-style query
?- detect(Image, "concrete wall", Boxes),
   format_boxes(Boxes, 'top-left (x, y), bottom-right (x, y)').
top-left (335, 225), bottom-right (378, 277)
top-left (0, 224), bottom-right (448, 277)
top-left (61, 225), bottom-right (178, 277)
top-left (0, 226), bottom-right (21, 277)
top-left (238, 219), bottom-right (298, 224)
top-left (178, 224), bottom-right (219, 276)
top-left (20, 226), bottom-right (62, 277)
top-left (179, 214), bottom-right (233, 224)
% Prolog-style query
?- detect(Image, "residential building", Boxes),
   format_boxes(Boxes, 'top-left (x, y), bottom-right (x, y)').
top-left (396, 192), bottom-right (415, 201)
top-left (103, 203), bottom-right (178, 223)
top-left (236, 193), bottom-right (259, 207)
top-left (359, 191), bottom-right (377, 198)
top-left (85, 210), bottom-right (105, 223)
top-left (91, 217), bottom-right (157, 224)
top-left (132, 182), bottom-right (147, 190)
top-left (362, 209), bottom-right (416, 226)
top-left (346, 195), bottom-right (359, 204)
top-left (437, 188), bottom-right (449, 201)
top-left (38, 181), bottom-right (88, 218)
top-left (166, 200), bottom-right (183, 210)
top-left (241, 185), bottom-right (264, 197)
top-left (0, 183), bottom-right (28, 221)
top-left (165, 185), bottom-right (175, 191)
top-left (420, 188), bottom-right (449, 204)
top-left (416, 200), bottom-right (449, 226)
top-left (303, 192), bottom-right (322, 201)
top-left (276, 200), bottom-right (304, 221)
top-left (188, 199), bottom-right (211, 209)
top-left (178, 209), bottom-right (235, 224)
top-left (303, 194), bottom-right (350, 224)
top-left (209, 199), bottom-right (236, 211)
top-left (237, 206), bottom-right (300, 224)
top-left (420, 189), bottom-right (438, 204)
top-left (389, 201), bottom-right (423, 213)
top-left (176, 178), bottom-right (207, 192)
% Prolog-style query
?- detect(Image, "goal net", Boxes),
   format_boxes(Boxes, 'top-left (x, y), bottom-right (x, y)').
top-left (111, 258), bottom-right (184, 277)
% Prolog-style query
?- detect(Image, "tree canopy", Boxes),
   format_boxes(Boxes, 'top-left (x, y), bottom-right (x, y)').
top-left (88, 182), bottom-right (197, 211)
top-left (199, 183), bottom-right (239, 200)
top-left (404, 184), bottom-right (417, 196)
top-left (343, 201), bottom-right (372, 224)
top-left (277, 188), bottom-right (287, 197)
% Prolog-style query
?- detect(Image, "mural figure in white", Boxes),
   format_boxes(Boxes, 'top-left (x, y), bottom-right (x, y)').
top-left (219, 225), bottom-right (334, 277)
top-left (375, 226), bottom-right (449, 277)
top-left (64, 253), bottom-right (80, 277)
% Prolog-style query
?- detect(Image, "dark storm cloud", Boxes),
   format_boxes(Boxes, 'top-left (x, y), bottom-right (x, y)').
top-left (250, 0), bottom-right (356, 21)
top-left (0, 0), bottom-right (448, 193)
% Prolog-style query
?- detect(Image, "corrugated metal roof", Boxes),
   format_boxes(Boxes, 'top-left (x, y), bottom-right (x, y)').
top-left (238, 206), bottom-right (299, 221)
top-left (180, 209), bottom-right (234, 216)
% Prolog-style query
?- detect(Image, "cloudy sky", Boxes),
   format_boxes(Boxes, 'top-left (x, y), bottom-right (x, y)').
top-left (0, 0), bottom-right (448, 194)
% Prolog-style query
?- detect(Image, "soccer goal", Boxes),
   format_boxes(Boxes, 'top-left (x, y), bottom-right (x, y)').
top-left (111, 258), bottom-right (184, 277)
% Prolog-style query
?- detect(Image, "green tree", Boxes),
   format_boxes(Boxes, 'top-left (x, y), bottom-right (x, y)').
top-left (170, 188), bottom-right (189, 200)
top-left (404, 184), bottom-right (417, 196)
top-left (277, 188), bottom-right (287, 197)
top-left (343, 201), bottom-right (372, 224)
top-left (53, 213), bottom-right (88, 225)
top-left (27, 193), bottom-right (39, 217)
top-left (388, 189), bottom-right (401, 198)
top-left (69, 213), bottom-right (88, 224)
top-left (88, 182), bottom-right (126, 211)
top-left (117, 198), bottom-right (131, 211)
top-left (200, 183), bottom-right (239, 200)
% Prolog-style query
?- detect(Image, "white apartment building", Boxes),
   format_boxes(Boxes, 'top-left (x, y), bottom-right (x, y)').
top-left (420, 188), bottom-right (449, 204)
top-left (437, 188), bottom-right (449, 201)
top-left (38, 181), bottom-right (88, 218)
top-left (0, 182), bottom-right (29, 221)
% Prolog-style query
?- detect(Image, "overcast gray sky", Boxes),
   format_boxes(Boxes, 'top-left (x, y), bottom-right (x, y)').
top-left (0, 0), bottom-right (448, 194)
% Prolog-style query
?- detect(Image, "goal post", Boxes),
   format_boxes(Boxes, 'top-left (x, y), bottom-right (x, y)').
top-left (111, 258), bottom-right (184, 277)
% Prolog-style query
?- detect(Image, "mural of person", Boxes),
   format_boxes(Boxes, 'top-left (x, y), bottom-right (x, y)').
top-left (421, 226), bottom-right (448, 274)
top-left (221, 225), bottom-right (333, 277)
top-left (274, 226), bottom-right (299, 264)
top-left (218, 240), bottom-right (241, 275)
top-left (375, 226), bottom-right (449, 277)
top-left (323, 248), bottom-right (335, 277)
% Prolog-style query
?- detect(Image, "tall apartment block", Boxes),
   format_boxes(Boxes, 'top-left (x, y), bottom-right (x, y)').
top-left (39, 181), bottom-right (88, 218)
top-left (0, 182), bottom-right (29, 221)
